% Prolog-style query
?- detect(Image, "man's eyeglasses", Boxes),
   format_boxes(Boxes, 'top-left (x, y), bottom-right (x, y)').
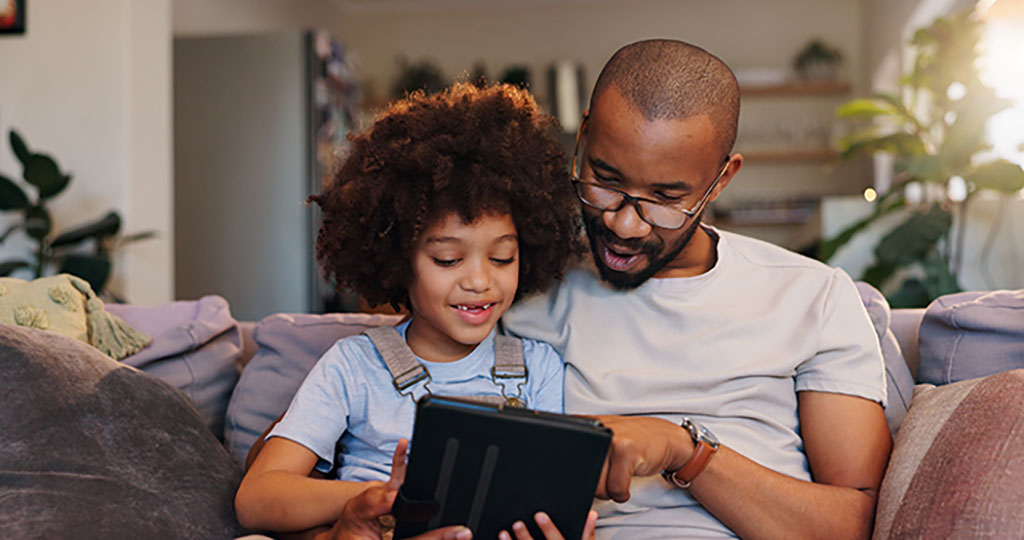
top-left (571, 115), bottom-right (729, 230)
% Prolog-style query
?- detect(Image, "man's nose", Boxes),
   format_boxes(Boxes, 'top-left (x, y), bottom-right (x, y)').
top-left (602, 201), bottom-right (652, 240)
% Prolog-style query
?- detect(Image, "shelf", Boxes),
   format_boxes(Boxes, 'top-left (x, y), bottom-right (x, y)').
top-left (740, 148), bottom-right (839, 163)
top-left (741, 80), bottom-right (851, 96)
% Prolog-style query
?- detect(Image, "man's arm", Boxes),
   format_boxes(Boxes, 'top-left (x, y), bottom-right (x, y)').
top-left (596, 391), bottom-right (891, 540)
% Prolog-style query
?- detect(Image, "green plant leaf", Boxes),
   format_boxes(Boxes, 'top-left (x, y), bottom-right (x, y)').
top-left (835, 98), bottom-right (900, 119)
top-left (118, 230), bottom-right (158, 245)
top-left (922, 249), bottom-right (961, 299)
top-left (818, 197), bottom-right (905, 262)
top-left (24, 205), bottom-right (52, 239)
top-left (874, 205), bottom-right (952, 269)
top-left (0, 260), bottom-right (32, 277)
top-left (49, 211), bottom-right (122, 249)
top-left (24, 154), bottom-right (71, 199)
top-left (900, 155), bottom-right (947, 183)
top-left (0, 173), bottom-right (30, 210)
top-left (9, 130), bottom-right (31, 167)
top-left (861, 260), bottom-right (897, 289)
top-left (839, 131), bottom-right (926, 160)
top-left (965, 160), bottom-right (1024, 193)
top-left (58, 253), bottom-right (112, 294)
top-left (887, 278), bottom-right (932, 308)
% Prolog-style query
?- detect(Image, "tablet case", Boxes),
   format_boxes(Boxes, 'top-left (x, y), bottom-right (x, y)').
top-left (393, 396), bottom-right (612, 539)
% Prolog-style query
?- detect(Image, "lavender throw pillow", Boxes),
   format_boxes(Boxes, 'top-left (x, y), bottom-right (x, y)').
top-left (917, 290), bottom-right (1024, 385)
top-left (224, 312), bottom-right (403, 465)
top-left (107, 295), bottom-right (241, 440)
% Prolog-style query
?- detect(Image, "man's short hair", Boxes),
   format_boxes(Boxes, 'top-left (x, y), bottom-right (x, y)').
top-left (591, 39), bottom-right (740, 158)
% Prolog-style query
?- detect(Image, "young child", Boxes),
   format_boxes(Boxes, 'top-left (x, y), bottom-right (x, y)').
top-left (234, 82), bottom-right (585, 538)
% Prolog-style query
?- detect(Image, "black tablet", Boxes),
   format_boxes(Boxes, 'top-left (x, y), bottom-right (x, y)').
top-left (392, 396), bottom-right (612, 540)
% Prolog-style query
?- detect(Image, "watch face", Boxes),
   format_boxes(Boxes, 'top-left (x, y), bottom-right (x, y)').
top-left (682, 417), bottom-right (720, 448)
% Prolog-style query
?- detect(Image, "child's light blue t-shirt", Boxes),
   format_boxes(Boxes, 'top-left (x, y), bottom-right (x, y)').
top-left (268, 319), bottom-right (565, 482)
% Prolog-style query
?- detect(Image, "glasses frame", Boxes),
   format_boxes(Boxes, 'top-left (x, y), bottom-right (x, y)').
top-left (571, 113), bottom-right (730, 230)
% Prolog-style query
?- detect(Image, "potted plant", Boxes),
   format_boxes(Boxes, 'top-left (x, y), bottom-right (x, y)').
top-left (793, 39), bottom-right (842, 81)
top-left (820, 9), bottom-right (1024, 307)
top-left (0, 130), bottom-right (154, 295)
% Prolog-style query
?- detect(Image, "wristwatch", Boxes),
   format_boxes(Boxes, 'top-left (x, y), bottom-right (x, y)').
top-left (661, 417), bottom-right (720, 489)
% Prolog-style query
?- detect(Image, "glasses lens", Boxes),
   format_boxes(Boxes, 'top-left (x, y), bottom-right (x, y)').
top-left (576, 183), bottom-right (622, 210)
top-left (638, 202), bottom-right (688, 229)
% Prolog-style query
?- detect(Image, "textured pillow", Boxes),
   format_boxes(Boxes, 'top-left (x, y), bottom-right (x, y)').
top-left (0, 323), bottom-right (244, 538)
top-left (106, 295), bottom-right (242, 440)
top-left (872, 369), bottom-right (1024, 539)
top-left (855, 281), bottom-right (914, 436)
top-left (0, 274), bottom-right (149, 360)
top-left (917, 290), bottom-right (1024, 385)
top-left (224, 312), bottom-right (404, 465)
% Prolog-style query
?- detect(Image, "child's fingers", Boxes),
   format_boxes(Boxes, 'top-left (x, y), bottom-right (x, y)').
top-left (344, 483), bottom-right (397, 521)
top-left (582, 511), bottom-right (597, 540)
top-left (532, 512), bottom-right (567, 540)
top-left (388, 438), bottom-right (409, 491)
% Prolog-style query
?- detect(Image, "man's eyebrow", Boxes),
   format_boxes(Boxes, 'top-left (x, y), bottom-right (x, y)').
top-left (590, 156), bottom-right (694, 191)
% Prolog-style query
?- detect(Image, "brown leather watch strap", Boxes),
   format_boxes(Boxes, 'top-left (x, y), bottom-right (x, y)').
top-left (669, 439), bottom-right (717, 489)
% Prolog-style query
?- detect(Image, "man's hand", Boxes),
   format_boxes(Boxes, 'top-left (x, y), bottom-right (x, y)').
top-left (593, 415), bottom-right (694, 502)
top-left (318, 439), bottom-right (472, 540)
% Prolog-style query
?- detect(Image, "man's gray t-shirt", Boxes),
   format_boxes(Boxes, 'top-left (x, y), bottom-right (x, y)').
top-left (503, 227), bottom-right (886, 539)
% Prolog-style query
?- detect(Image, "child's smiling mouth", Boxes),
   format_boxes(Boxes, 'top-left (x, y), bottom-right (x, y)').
top-left (451, 302), bottom-right (498, 324)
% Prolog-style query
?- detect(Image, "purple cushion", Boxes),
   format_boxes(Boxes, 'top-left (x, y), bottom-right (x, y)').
top-left (855, 282), bottom-right (914, 436)
top-left (107, 295), bottom-right (241, 440)
top-left (224, 312), bottom-right (403, 465)
top-left (917, 290), bottom-right (1024, 385)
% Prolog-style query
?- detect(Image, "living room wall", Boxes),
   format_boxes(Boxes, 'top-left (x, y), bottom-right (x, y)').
top-left (0, 0), bottom-right (173, 305)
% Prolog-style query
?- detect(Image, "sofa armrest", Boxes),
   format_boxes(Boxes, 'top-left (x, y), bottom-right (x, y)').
top-left (889, 308), bottom-right (924, 379)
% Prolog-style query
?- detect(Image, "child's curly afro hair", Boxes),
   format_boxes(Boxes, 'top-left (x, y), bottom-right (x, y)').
top-left (309, 82), bottom-right (583, 309)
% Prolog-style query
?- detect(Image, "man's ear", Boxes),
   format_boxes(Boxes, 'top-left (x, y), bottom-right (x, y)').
top-left (708, 153), bottom-right (743, 203)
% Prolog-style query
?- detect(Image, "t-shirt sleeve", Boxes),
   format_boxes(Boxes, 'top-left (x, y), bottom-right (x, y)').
top-left (795, 268), bottom-right (888, 407)
top-left (267, 340), bottom-right (355, 473)
top-left (522, 339), bottom-right (565, 414)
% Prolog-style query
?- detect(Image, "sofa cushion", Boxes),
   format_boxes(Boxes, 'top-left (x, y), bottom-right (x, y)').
top-left (224, 312), bottom-right (404, 465)
top-left (0, 323), bottom-right (244, 538)
top-left (107, 295), bottom-right (242, 440)
top-left (855, 282), bottom-right (914, 436)
top-left (872, 369), bottom-right (1024, 539)
top-left (917, 289), bottom-right (1024, 385)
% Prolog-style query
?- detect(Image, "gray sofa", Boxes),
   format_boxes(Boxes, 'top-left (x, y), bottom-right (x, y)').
top-left (1, 287), bottom-right (1022, 539)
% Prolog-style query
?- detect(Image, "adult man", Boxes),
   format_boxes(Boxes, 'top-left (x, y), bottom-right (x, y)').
top-left (502, 39), bottom-right (892, 539)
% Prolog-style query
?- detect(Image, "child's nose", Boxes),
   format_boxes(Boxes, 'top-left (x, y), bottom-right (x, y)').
top-left (460, 262), bottom-right (492, 292)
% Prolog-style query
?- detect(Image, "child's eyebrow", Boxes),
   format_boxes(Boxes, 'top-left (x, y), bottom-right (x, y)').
top-left (424, 236), bottom-right (462, 245)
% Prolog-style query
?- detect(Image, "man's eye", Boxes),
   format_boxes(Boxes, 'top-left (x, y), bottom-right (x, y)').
top-left (432, 258), bottom-right (460, 267)
top-left (592, 172), bottom-right (620, 186)
top-left (656, 191), bottom-right (685, 202)
top-left (490, 257), bottom-right (516, 265)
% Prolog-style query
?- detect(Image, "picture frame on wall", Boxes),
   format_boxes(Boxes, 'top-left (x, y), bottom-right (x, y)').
top-left (0, 0), bottom-right (26, 35)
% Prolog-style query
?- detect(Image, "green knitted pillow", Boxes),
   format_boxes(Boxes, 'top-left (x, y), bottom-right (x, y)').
top-left (0, 274), bottom-right (150, 360)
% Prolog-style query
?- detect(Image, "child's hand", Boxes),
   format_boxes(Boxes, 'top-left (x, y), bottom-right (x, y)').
top-left (497, 510), bottom-right (597, 540)
top-left (318, 439), bottom-right (472, 540)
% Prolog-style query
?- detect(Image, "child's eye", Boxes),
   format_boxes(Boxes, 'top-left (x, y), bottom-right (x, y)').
top-left (490, 257), bottom-right (516, 265)
top-left (432, 258), bottom-right (461, 267)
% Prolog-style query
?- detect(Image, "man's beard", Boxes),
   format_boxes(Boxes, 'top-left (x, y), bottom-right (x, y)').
top-left (583, 210), bottom-right (703, 290)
